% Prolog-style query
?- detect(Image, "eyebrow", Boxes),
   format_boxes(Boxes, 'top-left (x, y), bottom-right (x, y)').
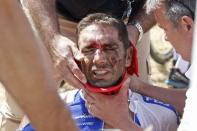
top-left (84, 42), bottom-right (119, 49)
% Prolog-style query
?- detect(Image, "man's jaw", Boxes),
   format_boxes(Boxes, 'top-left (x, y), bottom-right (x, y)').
top-left (84, 71), bottom-right (128, 95)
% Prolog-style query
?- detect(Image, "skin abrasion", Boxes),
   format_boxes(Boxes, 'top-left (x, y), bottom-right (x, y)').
top-left (78, 24), bottom-right (128, 87)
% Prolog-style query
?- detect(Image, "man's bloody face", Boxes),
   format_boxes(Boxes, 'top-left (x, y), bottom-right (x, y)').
top-left (78, 24), bottom-right (129, 87)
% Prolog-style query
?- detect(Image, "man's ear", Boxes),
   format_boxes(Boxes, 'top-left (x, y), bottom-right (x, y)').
top-left (180, 16), bottom-right (194, 33)
top-left (125, 47), bottom-right (133, 67)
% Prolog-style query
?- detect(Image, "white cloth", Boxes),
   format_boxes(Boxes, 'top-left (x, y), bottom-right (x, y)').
top-left (171, 53), bottom-right (197, 130)
top-left (185, 65), bottom-right (192, 79)
top-left (177, 64), bottom-right (197, 131)
top-left (173, 53), bottom-right (191, 81)
top-left (178, 86), bottom-right (197, 131)
top-left (62, 89), bottom-right (179, 131)
top-left (174, 53), bottom-right (190, 74)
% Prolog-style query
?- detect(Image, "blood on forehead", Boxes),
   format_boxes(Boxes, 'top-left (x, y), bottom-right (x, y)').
top-left (91, 41), bottom-right (103, 49)
top-left (89, 41), bottom-right (112, 50)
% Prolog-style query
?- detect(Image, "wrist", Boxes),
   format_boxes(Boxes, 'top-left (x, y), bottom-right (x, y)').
top-left (127, 24), bottom-right (139, 46)
top-left (127, 24), bottom-right (140, 36)
top-left (130, 76), bottom-right (142, 93)
top-left (128, 20), bottom-right (144, 42)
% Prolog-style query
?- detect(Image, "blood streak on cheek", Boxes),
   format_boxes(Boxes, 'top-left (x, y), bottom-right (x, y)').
top-left (110, 56), bottom-right (119, 68)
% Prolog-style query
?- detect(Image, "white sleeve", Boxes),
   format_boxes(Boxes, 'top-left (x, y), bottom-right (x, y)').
top-left (178, 87), bottom-right (197, 131)
top-left (129, 91), bottom-right (178, 131)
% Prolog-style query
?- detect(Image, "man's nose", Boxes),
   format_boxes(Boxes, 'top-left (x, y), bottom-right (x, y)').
top-left (93, 49), bottom-right (107, 65)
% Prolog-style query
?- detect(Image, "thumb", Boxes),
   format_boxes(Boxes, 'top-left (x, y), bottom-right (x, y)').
top-left (71, 44), bottom-right (84, 61)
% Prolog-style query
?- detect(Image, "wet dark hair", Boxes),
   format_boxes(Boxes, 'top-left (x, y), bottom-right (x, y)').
top-left (76, 13), bottom-right (130, 49)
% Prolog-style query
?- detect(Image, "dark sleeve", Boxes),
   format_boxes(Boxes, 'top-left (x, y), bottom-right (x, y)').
top-left (130, 0), bottom-right (146, 18)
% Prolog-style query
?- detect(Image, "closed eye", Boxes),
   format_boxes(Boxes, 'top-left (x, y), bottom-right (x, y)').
top-left (104, 47), bottom-right (116, 51)
top-left (82, 47), bottom-right (96, 54)
top-left (104, 44), bottom-right (118, 51)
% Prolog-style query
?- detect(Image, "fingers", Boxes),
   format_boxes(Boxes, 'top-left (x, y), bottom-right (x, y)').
top-left (71, 45), bottom-right (84, 61)
top-left (86, 102), bottom-right (95, 115)
top-left (62, 67), bottom-right (84, 89)
top-left (83, 90), bottom-right (102, 116)
top-left (85, 102), bottom-right (101, 117)
top-left (67, 41), bottom-right (87, 83)
top-left (54, 57), bottom-right (84, 89)
top-left (84, 94), bottom-right (96, 115)
top-left (65, 47), bottom-right (87, 84)
top-left (52, 35), bottom-right (87, 87)
top-left (83, 90), bottom-right (96, 103)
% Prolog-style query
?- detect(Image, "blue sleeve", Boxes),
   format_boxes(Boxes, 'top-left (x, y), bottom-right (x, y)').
top-left (22, 123), bottom-right (35, 131)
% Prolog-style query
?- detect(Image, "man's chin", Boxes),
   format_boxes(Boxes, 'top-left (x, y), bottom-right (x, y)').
top-left (88, 74), bottom-right (122, 88)
top-left (89, 80), bottom-right (115, 88)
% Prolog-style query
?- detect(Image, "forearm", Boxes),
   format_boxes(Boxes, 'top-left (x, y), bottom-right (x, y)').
top-left (21, 0), bottom-right (86, 87)
top-left (131, 8), bottom-right (156, 33)
top-left (127, 8), bottom-right (156, 45)
top-left (0, 1), bottom-right (77, 130)
top-left (21, 0), bottom-right (59, 49)
top-left (137, 82), bottom-right (187, 114)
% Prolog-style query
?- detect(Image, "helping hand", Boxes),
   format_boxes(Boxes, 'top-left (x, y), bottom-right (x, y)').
top-left (84, 78), bottom-right (138, 130)
top-left (51, 35), bottom-right (87, 88)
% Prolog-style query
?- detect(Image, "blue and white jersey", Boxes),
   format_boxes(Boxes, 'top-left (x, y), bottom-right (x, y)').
top-left (22, 89), bottom-right (179, 131)
top-left (65, 90), bottom-right (104, 131)
top-left (63, 90), bottom-right (141, 131)
top-left (128, 90), bottom-right (179, 131)
top-left (64, 89), bottom-right (179, 131)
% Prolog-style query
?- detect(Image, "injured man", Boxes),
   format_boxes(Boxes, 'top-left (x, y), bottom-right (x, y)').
top-left (20, 13), bottom-right (179, 131)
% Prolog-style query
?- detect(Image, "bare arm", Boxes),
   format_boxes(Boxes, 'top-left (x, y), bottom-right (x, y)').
top-left (0, 1), bottom-right (77, 130)
top-left (21, 0), bottom-right (86, 88)
top-left (130, 76), bottom-right (187, 115)
top-left (21, 0), bottom-right (58, 48)
top-left (131, 8), bottom-right (156, 33)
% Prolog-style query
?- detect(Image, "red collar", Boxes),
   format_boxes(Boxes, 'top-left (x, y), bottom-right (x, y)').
top-left (84, 72), bottom-right (128, 95)
top-left (127, 42), bottom-right (139, 76)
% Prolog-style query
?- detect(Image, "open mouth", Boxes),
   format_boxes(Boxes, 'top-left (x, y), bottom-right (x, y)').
top-left (92, 69), bottom-right (111, 79)
top-left (94, 70), bottom-right (108, 75)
